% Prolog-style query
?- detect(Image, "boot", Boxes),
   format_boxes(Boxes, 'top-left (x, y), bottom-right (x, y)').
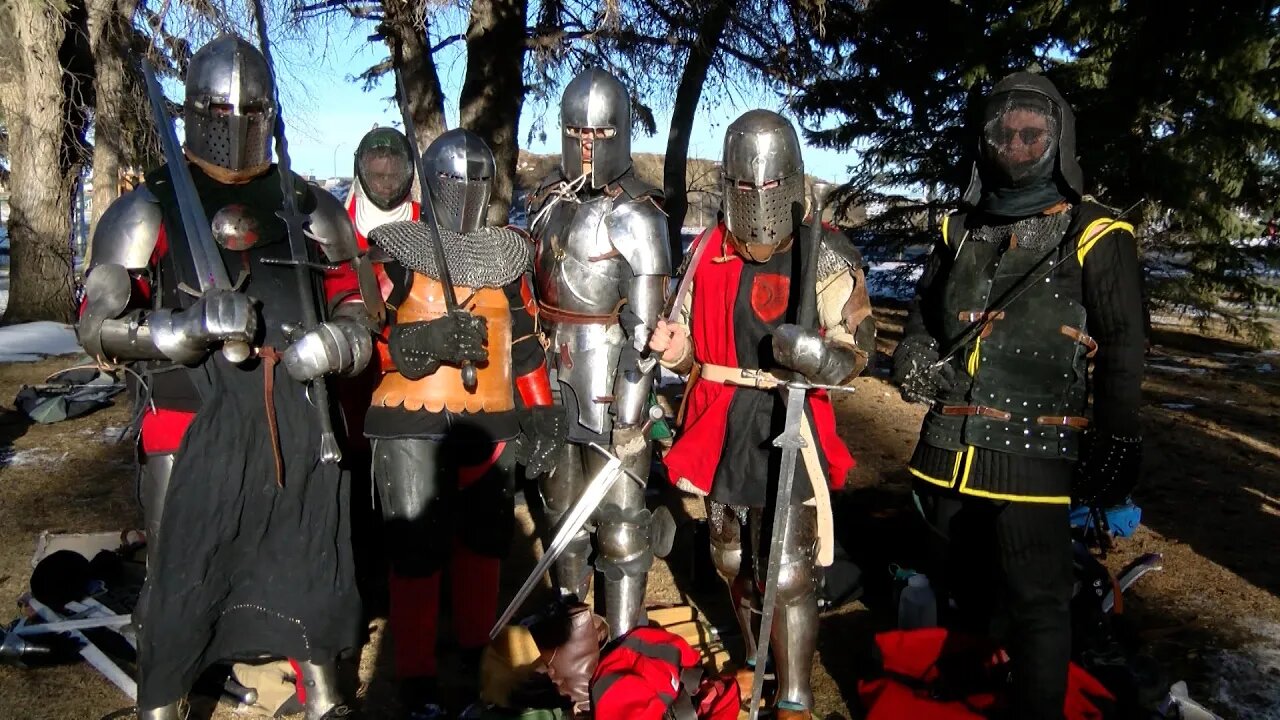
top-left (529, 601), bottom-right (607, 707)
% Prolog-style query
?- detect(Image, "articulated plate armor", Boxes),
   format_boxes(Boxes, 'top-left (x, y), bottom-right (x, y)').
top-left (923, 211), bottom-right (1093, 460)
top-left (533, 194), bottom-right (670, 436)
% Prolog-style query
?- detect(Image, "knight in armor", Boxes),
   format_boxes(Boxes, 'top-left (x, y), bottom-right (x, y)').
top-left (76, 34), bottom-right (371, 720)
top-left (649, 110), bottom-right (876, 720)
top-left (363, 128), bottom-right (562, 718)
top-left (527, 68), bottom-right (672, 639)
top-left (347, 126), bottom-right (421, 243)
top-left (890, 72), bottom-right (1145, 719)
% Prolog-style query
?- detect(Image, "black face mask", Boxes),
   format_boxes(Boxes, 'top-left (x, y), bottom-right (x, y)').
top-left (354, 128), bottom-right (414, 211)
top-left (976, 90), bottom-right (1066, 218)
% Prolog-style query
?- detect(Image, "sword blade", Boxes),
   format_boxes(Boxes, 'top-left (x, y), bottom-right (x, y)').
top-left (490, 455), bottom-right (627, 639)
top-left (141, 62), bottom-right (232, 294)
top-left (748, 383), bottom-right (808, 720)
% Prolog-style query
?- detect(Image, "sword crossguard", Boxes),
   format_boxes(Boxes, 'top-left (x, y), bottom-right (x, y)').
top-left (586, 442), bottom-right (649, 485)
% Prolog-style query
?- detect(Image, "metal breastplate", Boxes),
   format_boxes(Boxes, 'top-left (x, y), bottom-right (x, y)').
top-left (373, 274), bottom-right (514, 414)
top-left (922, 223), bottom-right (1091, 460)
top-left (533, 194), bottom-right (629, 436)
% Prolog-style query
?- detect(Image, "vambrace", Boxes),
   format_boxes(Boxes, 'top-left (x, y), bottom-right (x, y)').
top-left (613, 273), bottom-right (666, 426)
top-left (80, 264), bottom-right (205, 364)
top-left (772, 324), bottom-right (863, 386)
top-left (516, 366), bottom-right (555, 407)
top-left (281, 315), bottom-right (374, 382)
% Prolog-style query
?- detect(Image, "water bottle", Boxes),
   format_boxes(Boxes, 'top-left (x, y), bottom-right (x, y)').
top-left (897, 573), bottom-right (938, 629)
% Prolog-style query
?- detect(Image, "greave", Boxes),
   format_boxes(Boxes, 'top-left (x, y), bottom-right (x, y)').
top-left (773, 591), bottom-right (819, 710)
top-left (137, 703), bottom-right (182, 720)
top-left (296, 659), bottom-right (344, 720)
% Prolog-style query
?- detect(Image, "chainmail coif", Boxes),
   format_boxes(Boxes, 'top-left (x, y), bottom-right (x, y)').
top-left (369, 221), bottom-right (533, 289)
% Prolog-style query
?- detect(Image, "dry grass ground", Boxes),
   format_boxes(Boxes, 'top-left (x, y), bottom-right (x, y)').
top-left (1, 304), bottom-right (1278, 719)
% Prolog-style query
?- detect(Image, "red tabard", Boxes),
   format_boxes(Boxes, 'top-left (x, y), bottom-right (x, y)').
top-left (662, 223), bottom-right (854, 496)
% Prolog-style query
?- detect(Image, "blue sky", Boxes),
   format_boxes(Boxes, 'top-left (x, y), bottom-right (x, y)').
top-left (265, 18), bottom-right (859, 184)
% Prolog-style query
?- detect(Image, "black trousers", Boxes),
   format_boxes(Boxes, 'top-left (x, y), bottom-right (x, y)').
top-left (917, 486), bottom-right (1074, 720)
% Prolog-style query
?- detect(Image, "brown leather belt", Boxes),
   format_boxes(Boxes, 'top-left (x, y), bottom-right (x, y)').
top-left (698, 363), bottom-right (783, 390)
top-left (538, 301), bottom-right (622, 325)
top-left (940, 405), bottom-right (1013, 420)
top-left (957, 310), bottom-right (1006, 323)
top-left (1036, 415), bottom-right (1090, 429)
top-left (1059, 325), bottom-right (1099, 358)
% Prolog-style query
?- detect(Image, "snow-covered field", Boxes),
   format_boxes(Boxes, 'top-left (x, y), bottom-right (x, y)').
top-left (0, 320), bottom-right (82, 362)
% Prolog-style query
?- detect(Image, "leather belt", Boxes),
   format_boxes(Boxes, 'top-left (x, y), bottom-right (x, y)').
top-left (1036, 415), bottom-right (1090, 429)
top-left (1059, 325), bottom-right (1099, 358)
top-left (537, 300), bottom-right (623, 325)
top-left (940, 404), bottom-right (1013, 420)
top-left (698, 363), bottom-right (783, 390)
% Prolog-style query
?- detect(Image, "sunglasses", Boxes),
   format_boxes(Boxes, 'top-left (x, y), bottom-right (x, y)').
top-left (991, 126), bottom-right (1049, 147)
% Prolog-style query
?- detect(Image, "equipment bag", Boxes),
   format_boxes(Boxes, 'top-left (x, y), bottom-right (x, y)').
top-left (856, 628), bottom-right (1117, 720)
top-left (590, 626), bottom-right (737, 720)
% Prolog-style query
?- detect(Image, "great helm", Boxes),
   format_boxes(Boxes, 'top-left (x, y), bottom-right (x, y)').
top-left (183, 34), bottom-right (277, 173)
top-left (721, 109), bottom-right (805, 261)
top-left (560, 69), bottom-right (632, 189)
top-left (421, 128), bottom-right (495, 233)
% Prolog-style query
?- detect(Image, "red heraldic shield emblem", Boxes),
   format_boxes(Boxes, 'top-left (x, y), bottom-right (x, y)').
top-left (750, 272), bottom-right (790, 324)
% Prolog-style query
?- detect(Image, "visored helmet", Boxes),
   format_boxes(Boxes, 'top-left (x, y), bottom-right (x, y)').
top-left (421, 128), bottom-right (495, 232)
top-left (721, 109), bottom-right (805, 261)
top-left (183, 34), bottom-right (276, 173)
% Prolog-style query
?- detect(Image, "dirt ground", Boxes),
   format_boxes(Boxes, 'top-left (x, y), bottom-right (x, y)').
top-left (1, 304), bottom-right (1278, 719)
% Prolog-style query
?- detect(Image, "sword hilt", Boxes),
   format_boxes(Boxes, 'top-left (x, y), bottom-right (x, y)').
top-left (461, 362), bottom-right (478, 393)
top-left (221, 341), bottom-right (252, 365)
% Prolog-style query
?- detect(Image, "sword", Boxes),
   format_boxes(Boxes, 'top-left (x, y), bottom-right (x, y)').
top-left (250, 9), bottom-right (342, 463)
top-left (636, 227), bottom-right (716, 375)
top-left (489, 442), bottom-right (642, 639)
top-left (140, 62), bottom-right (251, 365)
top-left (749, 380), bottom-right (808, 720)
top-left (392, 49), bottom-right (479, 393)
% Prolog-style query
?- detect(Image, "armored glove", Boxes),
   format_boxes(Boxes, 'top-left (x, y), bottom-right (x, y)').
top-left (513, 406), bottom-right (569, 479)
top-left (1073, 431), bottom-right (1143, 508)
top-left (771, 323), bottom-right (861, 386)
top-left (388, 312), bottom-right (488, 380)
top-left (152, 288), bottom-right (258, 364)
top-left (281, 317), bottom-right (373, 382)
top-left (891, 334), bottom-right (958, 405)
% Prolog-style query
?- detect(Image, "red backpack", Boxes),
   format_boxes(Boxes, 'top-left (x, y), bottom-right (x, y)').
top-left (590, 626), bottom-right (738, 720)
top-left (857, 629), bottom-right (1117, 720)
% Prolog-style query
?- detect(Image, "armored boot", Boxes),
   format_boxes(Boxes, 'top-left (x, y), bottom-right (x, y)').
top-left (752, 504), bottom-right (820, 715)
top-left (136, 704), bottom-right (182, 720)
top-left (592, 430), bottom-right (653, 638)
top-left (540, 444), bottom-right (593, 602)
top-left (294, 659), bottom-right (354, 719)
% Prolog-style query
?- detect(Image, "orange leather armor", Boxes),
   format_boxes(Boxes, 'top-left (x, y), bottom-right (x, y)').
top-left (373, 273), bottom-right (514, 413)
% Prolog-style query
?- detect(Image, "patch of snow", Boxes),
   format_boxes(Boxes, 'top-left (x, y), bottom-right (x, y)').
top-left (866, 261), bottom-right (923, 301)
top-left (0, 447), bottom-right (71, 468)
top-left (0, 321), bottom-right (83, 362)
top-left (1209, 619), bottom-right (1280, 719)
top-left (1148, 363), bottom-right (1210, 375)
top-left (1258, 363), bottom-right (1274, 373)
top-left (1159, 403), bottom-right (1197, 410)
top-left (0, 265), bottom-right (9, 317)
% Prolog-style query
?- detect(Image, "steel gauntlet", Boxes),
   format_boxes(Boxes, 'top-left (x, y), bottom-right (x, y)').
top-left (771, 324), bottom-right (861, 386)
top-left (282, 316), bottom-right (374, 382)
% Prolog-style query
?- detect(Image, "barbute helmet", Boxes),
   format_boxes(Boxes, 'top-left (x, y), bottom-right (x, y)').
top-left (560, 69), bottom-right (633, 190)
top-left (183, 34), bottom-right (276, 173)
top-left (421, 128), bottom-right (495, 233)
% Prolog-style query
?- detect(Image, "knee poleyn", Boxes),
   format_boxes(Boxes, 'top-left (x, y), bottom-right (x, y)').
top-left (593, 504), bottom-right (654, 579)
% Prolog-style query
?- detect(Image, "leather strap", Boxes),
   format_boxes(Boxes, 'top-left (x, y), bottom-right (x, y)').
top-left (538, 300), bottom-right (623, 325)
top-left (259, 345), bottom-right (285, 487)
top-left (1060, 325), bottom-right (1099, 358)
top-left (939, 404), bottom-right (1014, 421)
top-left (1036, 415), bottom-right (1090, 429)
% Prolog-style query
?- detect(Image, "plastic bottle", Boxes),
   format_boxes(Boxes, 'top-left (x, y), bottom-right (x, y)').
top-left (897, 573), bottom-right (938, 629)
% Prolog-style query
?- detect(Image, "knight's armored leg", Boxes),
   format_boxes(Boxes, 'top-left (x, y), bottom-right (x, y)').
top-left (590, 429), bottom-right (652, 638)
top-left (451, 442), bottom-right (516, 664)
top-left (373, 438), bottom-right (448, 711)
top-left (707, 500), bottom-right (757, 660)
top-left (294, 659), bottom-right (349, 719)
top-left (752, 504), bottom-right (819, 713)
top-left (140, 452), bottom-right (175, 569)
top-left (136, 704), bottom-right (182, 720)
top-left (537, 442), bottom-right (592, 602)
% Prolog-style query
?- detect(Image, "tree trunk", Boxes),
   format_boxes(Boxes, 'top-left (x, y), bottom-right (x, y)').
top-left (86, 0), bottom-right (140, 260)
top-left (0, 0), bottom-right (82, 323)
top-left (663, 0), bottom-right (735, 263)
top-left (458, 0), bottom-right (528, 226)
top-left (382, 0), bottom-right (447, 153)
